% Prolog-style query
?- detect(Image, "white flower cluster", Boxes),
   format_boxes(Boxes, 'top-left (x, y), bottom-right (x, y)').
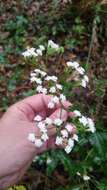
top-left (55, 123), bottom-right (78, 154)
top-left (28, 115), bottom-right (51, 147)
top-left (48, 40), bottom-right (60, 51)
top-left (22, 45), bottom-right (45, 58)
top-left (66, 61), bottom-right (89, 88)
top-left (74, 110), bottom-right (96, 133)
top-left (22, 41), bottom-right (96, 154)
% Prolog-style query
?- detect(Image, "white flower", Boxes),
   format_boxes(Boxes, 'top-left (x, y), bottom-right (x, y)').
top-left (30, 72), bottom-right (36, 77)
top-left (48, 40), bottom-right (59, 50)
top-left (39, 45), bottom-right (45, 51)
top-left (74, 110), bottom-right (81, 117)
top-left (81, 79), bottom-right (87, 88)
top-left (36, 49), bottom-right (42, 56)
top-left (56, 84), bottom-right (63, 90)
top-left (31, 77), bottom-right (42, 84)
top-left (55, 136), bottom-right (63, 145)
top-left (36, 85), bottom-right (43, 93)
top-left (76, 67), bottom-right (85, 75)
top-left (65, 145), bottom-right (72, 154)
top-left (45, 75), bottom-right (58, 82)
top-left (30, 76), bottom-right (37, 82)
top-left (49, 86), bottom-right (56, 93)
top-left (68, 138), bottom-right (74, 147)
top-left (61, 129), bottom-right (68, 138)
top-left (87, 118), bottom-right (96, 133)
top-left (51, 76), bottom-right (58, 82)
top-left (41, 133), bottom-right (49, 141)
top-left (38, 122), bottom-right (47, 133)
top-left (54, 118), bottom-right (63, 126)
top-left (22, 47), bottom-right (38, 57)
top-left (77, 172), bottom-right (81, 176)
top-left (47, 157), bottom-right (52, 164)
top-left (35, 139), bottom-right (43, 147)
top-left (65, 124), bottom-right (75, 133)
top-left (48, 101), bottom-right (55, 109)
top-left (45, 117), bottom-right (53, 125)
top-left (28, 133), bottom-right (36, 143)
top-left (84, 75), bottom-right (89, 82)
top-left (66, 61), bottom-right (79, 69)
top-left (60, 94), bottom-right (66, 102)
top-left (41, 88), bottom-right (47, 94)
top-left (83, 175), bottom-right (90, 181)
top-left (79, 116), bottom-right (88, 126)
top-left (34, 115), bottom-right (42, 122)
top-left (41, 71), bottom-right (47, 77)
top-left (73, 61), bottom-right (79, 69)
top-left (72, 134), bottom-right (78, 142)
top-left (52, 96), bottom-right (59, 104)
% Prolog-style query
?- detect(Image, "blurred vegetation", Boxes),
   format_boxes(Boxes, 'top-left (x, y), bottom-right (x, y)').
top-left (0, 0), bottom-right (107, 190)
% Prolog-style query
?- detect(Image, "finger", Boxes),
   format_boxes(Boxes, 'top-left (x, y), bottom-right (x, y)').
top-left (47, 108), bottom-right (69, 136)
top-left (12, 94), bottom-right (72, 121)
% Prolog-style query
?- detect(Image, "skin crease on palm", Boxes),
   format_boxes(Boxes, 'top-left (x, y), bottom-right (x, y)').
top-left (0, 94), bottom-right (74, 189)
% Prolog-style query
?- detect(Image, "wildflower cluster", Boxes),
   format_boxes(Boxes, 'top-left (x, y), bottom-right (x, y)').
top-left (66, 61), bottom-right (89, 88)
top-left (22, 40), bottom-right (96, 154)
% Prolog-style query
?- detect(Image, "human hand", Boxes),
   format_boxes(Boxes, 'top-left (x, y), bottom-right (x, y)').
top-left (0, 94), bottom-right (70, 189)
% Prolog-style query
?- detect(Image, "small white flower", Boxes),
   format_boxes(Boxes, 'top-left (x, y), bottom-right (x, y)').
top-left (30, 72), bottom-right (37, 77)
top-left (72, 134), bottom-right (78, 142)
top-left (41, 133), bottom-right (49, 141)
top-left (49, 86), bottom-right (56, 93)
top-left (79, 116), bottom-right (88, 126)
top-left (60, 94), bottom-right (66, 102)
top-left (73, 61), bottom-right (80, 69)
top-left (45, 75), bottom-right (58, 82)
top-left (38, 122), bottom-right (47, 133)
top-left (68, 138), bottom-right (74, 147)
top-left (74, 110), bottom-right (81, 117)
top-left (34, 77), bottom-right (42, 84)
top-left (22, 48), bottom-right (38, 57)
top-left (39, 45), bottom-right (45, 51)
top-left (83, 175), bottom-right (90, 181)
top-left (28, 133), bottom-right (36, 143)
top-left (56, 84), bottom-right (63, 90)
top-left (81, 79), bottom-right (87, 88)
top-left (84, 75), bottom-right (89, 82)
top-left (65, 145), bottom-right (72, 154)
top-left (66, 61), bottom-right (79, 69)
top-left (30, 76), bottom-right (37, 82)
top-left (34, 115), bottom-right (42, 122)
top-left (41, 71), bottom-right (47, 77)
top-left (48, 101), bottom-right (55, 109)
top-left (34, 69), bottom-right (41, 73)
top-left (41, 88), bottom-right (47, 94)
top-left (36, 49), bottom-right (42, 56)
top-left (55, 136), bottom-right (63, 145)
top-left (61, 129), bottom-right (68, 138)
top-left (66, 61), bottom-right (73, 67)
top-left (36, 85), bottom-right (43, 93)
top-left (76, 67), bottom-right (85, 75)
top-left (35, 139), bottom-right (43, 147)
top-left (65, 124), bottom-right (75, 133)
top-left (48, 40), bottom-right (59, 50)
top-left (77, 172), bottom-right (81, 176)
top-left (87, 118), bottom-right (96, 133)
top-left (45, 117), bottom-right (53, 125)
top-left (51, 76), bottom-right (58, 82)
top-left (54, 118), bottom-right (63, 126)
top-left (52, 96), bottom-right (59, 104)
top-left (47, 157), bottom-right (52, 164)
